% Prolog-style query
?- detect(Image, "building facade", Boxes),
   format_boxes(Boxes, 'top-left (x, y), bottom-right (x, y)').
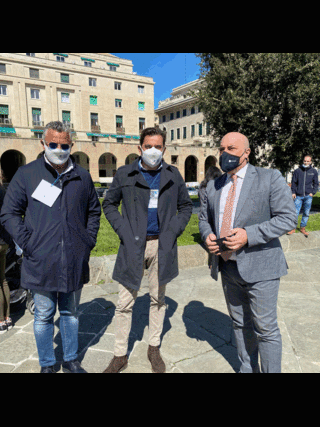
top-left (0, 55), bottom-right (219, 185)
top-left (155, 79), bottom-right (220, 183)
top-left (0, 52), bottom-right (155, 183)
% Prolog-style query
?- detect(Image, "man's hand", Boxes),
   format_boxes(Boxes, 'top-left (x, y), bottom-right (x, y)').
top-left (224, 228), bottom-right (248, 251)
top-left (205, 233), bottom-right (221, 255)
top-left (292, 193), bottom-right (296, 199)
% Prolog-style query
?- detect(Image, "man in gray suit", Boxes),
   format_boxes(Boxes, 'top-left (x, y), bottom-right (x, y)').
top-left (199, 132), bottom-right (297, 373)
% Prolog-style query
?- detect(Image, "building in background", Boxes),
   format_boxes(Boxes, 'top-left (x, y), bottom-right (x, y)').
top-left (0, 52), bottom-right (154, 183)
top-left (155, 79), bottom-right (219, 183)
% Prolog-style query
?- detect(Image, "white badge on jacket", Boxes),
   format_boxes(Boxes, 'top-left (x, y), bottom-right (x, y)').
top-left (31, 179), bottom-right (62, 207)
top-left (149, 189), bottom-right (159, 209)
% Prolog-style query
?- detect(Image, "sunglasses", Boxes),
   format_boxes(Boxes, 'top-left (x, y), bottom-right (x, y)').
top-left (48, 142), bottom-right (71, 151)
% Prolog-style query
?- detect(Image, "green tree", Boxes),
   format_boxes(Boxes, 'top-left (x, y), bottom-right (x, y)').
top-left (195, 53), bottom-right (320, 173)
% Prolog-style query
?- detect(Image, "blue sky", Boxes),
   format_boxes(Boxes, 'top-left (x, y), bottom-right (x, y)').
top-left (111, 53), bottom-right (201, 109)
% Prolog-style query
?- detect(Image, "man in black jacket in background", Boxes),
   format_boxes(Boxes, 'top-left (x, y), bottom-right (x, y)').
top-left (288, 155), bottom-right (319, 237)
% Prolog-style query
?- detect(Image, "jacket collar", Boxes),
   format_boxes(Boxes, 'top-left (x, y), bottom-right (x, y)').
top-left (127, 157), bottom-right (175, 192)
top-left (42, 154), bottom-right (80, 181)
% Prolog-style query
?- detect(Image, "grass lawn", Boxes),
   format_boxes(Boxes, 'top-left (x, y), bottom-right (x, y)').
top-left (90, 193), bottom-right (320, 257)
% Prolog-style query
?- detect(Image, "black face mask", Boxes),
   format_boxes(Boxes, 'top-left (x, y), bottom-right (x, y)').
top-left (219, 150), bottom-right (246, 173)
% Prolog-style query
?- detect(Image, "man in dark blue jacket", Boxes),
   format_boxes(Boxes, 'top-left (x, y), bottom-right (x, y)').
top-left (0, 121), bottom-right (101, 373)
top-left (288, 155), bottom-right (319, 236)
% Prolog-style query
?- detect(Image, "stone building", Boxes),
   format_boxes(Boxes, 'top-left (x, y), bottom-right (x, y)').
top-left (0, 52), bottom-right (155, 183)
top-left (0, 54), bottom-right (219, 185)
top-left (155, 79), bottom-right (220, 183)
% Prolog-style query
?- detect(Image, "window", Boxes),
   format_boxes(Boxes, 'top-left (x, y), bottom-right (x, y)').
top-left (171, 155), bottom-right (178, 165)
top-left (0, 85), bottom-right (7, 96)
top-left (61, 73), bottom-right (69, 83)
top-left (32, 108), bottom-right (41, 124)
top-left (30, 68), bottom-right (39, 79)
top-left (198, 123), bottom-right (202, 136)
top-left (176, 111), bottom-right (180, 119)
top-left (177, 128), bottom-right (180, 139)
top-left (62, 111), bottom-right (71, 123)
top-left (162, 115), bottom-right (166, 123)
top-left (0, 64), bottom-right (6, 74)
top-left (183, 109), bottom-right (187, 117)
top-left (91, 113), bottom-right (98, 126)
top-left (183, 126), bottom-right (187, 139)
top-left (26, 53), bottom-right (35, 57)
top-left (138, 85), bottom-right (144, 94)
top-left (115, 99), bottom-right (122, 108)
top-left (116, 116), bottom-right (123, 129)
top-left (170, 113), bottom-right (174, 120)
top-left (138, 101), bottom-right (145, 111)
top-left (31, 88), bottom-right (40, 99)
top-left (56, 56), bottom-right (65, 62)
top-left (90, 95), bottom-right (97, 105)
top-left (115, 82), bottom-right (121, 90)
top-left (89, 78), bottom-right (96, 87)
top-left (61, 92), bottom-right (70, 103)
top-left (139, 118), bottom-right (145, 131)
top-left (0, 105), bottom-right (9, 122)
top-left (84, 61), bottom-right (92, 67)
top-left (171, 130), bottom-right (174, 141)
top-left (191, 106), bottom-right (195, 115)
top-left (109, 65), bottom-right (117, 71)
top-left (191, 125), bottom-right (195, 137)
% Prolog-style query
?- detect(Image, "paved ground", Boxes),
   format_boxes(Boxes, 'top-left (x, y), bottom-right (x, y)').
top-left (0, 247), bottom-right (320, 373)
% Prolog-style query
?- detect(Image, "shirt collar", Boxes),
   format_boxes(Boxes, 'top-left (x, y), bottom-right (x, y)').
top-left (227, 162), bottom-right (249, 181)
top-left (44, 154), bottom-right (74, 175)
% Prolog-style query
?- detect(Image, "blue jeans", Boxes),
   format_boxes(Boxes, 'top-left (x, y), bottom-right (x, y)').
top-left (294, 195), bottom-right (313, 228)
top-left (32, 289), bottom-right (82, 367)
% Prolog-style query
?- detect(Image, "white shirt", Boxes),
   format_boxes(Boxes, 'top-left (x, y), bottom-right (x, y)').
top-left (219, 162), bottom-right (249, 260)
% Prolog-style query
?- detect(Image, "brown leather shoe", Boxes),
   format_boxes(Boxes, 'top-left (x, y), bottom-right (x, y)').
top-left (287, 229), bottom-right (296, 235)
top-left (102, 355), bottom-right (128, 373)
top-left (148, 345), bottom-right (166, 373)
top-left (300, 227), bottom-right (309, 237)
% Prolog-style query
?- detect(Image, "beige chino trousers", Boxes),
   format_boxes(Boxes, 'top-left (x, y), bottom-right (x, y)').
top-left (114, 239), bottom-right (166, 357)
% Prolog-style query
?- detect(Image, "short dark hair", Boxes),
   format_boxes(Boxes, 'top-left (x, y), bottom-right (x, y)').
top-left (140, 127), bottom-right (166, 146)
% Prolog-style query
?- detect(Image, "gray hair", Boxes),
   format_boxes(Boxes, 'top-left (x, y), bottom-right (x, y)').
top-left (42, 121), bottom-right (72, 142)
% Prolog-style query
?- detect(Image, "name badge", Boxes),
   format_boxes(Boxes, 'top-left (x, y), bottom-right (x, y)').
top-left (148, 189), bottom-right (159, 209)
top-left (31, 179), bottom-right (62, 207)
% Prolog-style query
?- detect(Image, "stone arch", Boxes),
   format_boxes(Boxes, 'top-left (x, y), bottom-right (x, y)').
top-left (204, 155), bottom-right (218, 174)
top-left (125, 153), bottom-right (139, 165)
top-left (0, 149), bottom-right (26, 183)
top-left (72, 151), bottom-right (90, 172)
top-left (99, 152), bottom-right (117, 178)
top-left (185, 155), bottom-right (198, 182)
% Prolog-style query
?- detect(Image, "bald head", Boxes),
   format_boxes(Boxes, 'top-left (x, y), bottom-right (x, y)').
top-left (219, 132), bottom-right (251, 174)
top-left (221, 132), bottom-right (250, 150)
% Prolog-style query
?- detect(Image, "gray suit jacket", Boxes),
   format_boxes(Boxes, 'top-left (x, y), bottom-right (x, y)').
top-left (198, 163), bottom-right (297, 283)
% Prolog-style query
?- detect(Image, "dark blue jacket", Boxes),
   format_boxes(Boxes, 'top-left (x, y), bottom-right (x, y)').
top-left (291, 165), bottom-right (319, 197)
top-left (0, 155), bottom-right (101, 293)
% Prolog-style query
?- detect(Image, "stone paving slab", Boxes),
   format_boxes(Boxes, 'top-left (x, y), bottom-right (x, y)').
top-left (1, 245), bottom-right (320, 373)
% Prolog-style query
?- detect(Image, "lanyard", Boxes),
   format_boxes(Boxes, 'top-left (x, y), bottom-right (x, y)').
top-left (51, 171), bottom-right (63, 187)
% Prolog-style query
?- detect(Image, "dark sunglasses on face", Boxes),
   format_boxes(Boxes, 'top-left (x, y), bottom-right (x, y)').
top-left (48, 142), bottom-right (71, 151)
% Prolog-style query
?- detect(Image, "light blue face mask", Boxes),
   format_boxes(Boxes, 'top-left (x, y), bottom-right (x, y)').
top-left (302, 164), bottom-right (309, 168)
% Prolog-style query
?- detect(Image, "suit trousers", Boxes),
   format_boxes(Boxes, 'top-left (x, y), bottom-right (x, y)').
top-left (114, 239), bottom-right (166, 357)
top-left (220, 259), bottom-right (282, 373)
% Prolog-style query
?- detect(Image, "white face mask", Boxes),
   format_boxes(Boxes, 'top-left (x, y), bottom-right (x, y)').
top-left (44, 143), bottom-right (71, 165)
top-left (141, 146), bottom-right (163, 168)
